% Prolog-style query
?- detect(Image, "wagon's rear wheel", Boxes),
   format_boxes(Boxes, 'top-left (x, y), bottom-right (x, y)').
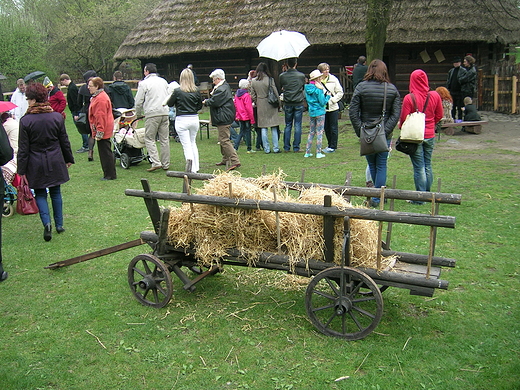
top-left (128, 254), bottom-right (173, 308)
top-left (305, 266), bottom-right (383, 340)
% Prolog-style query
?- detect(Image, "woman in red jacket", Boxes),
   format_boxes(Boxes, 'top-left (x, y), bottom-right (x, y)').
top-left (399, 69), bottom-right (443, 204)
top-left (88, 77), bottom-right (116, 180)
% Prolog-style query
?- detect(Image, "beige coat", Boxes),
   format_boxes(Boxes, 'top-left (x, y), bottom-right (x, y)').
top-left (250, 77), bottom-right (281, 128)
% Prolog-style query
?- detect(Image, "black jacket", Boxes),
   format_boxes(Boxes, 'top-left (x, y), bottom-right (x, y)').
top-left (108, 81), bottom-right (135, 109)
top-left (279, 68), bottom-right (306, 105)
top-left (205, 81), bottom-right (235, 126)
top-left (66, 81), bottom-right (81, 115)
top-left (463, 104), bottom-right (481, 121)
top-left (458, 66), bottom-right (477, 98)
top-left (166, 88), bottom-right (203, 116)
top-left (349, 80), bottom-right (401, 138)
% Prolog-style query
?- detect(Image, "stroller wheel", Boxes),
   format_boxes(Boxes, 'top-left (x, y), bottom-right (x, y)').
top-left (120, 153), bottom-right (131, 169)
top-left (3, 202), bottom-right (14, 218)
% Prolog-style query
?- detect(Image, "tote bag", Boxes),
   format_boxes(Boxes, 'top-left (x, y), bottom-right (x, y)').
top-left (16, 175), bottom-right (39, 215)
top-left (400, 93), bottom-right (430, 143)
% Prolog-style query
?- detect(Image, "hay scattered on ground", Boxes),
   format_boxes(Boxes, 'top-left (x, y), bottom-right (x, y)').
top-left (167, 171), bottom-right (396, 271)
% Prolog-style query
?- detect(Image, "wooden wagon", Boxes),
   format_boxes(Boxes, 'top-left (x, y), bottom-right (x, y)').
top-left (115, 171), bottom-right (460, 340)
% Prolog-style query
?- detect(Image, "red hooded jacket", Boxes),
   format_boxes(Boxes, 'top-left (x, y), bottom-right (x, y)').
top-left (399, 70), bottom-right (443, 140)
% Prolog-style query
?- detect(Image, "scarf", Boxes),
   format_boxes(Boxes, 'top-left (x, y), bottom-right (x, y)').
top-left (26, 102), bottom-right (54, 115)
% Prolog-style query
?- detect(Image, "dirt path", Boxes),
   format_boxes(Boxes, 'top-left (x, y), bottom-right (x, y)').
top-left (437, 111), bottom-right (520, 153)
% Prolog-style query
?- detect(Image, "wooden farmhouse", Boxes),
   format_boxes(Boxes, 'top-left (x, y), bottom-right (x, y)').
top-left (114, 0), bottom-right (520, 112)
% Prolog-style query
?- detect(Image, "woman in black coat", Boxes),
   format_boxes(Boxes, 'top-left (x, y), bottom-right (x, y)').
top-left (18, 83), bottom-right (74, 241)
top-left (349, 59), bottom-right (401, 207)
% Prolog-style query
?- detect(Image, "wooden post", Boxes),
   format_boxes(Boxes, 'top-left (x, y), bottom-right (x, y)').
top-left (513, 75), bottom-right (518, 114)
top-left (273, 187), bottom-right (281, 254)
top-left (344, 171), bottom-right (352, 203)
top-left (426, 191), bottom-right (437, 279)
top-left (383, 175), bottom-right (397, 250)
top-left (376, 187), bottom-right (385, 270)
top-left (323, 195), bottom-right (335, 263)
top-left (494, 74), bottom-right (499, 112)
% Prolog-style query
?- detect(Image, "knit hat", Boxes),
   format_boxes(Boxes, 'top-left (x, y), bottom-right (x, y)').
top-left (452, 56), bottom-right (462, 63)
top-left (43, 76), bottom-right (53, 88)
top-left (309, 69), bottom-right (322, 81)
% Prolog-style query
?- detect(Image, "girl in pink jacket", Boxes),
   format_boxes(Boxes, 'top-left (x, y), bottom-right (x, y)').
top-left (233, 79), bottom-right (256, 152)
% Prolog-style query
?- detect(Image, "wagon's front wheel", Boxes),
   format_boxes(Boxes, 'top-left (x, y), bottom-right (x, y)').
top-left (305, 267), bottom-right (383, 340)
top-left (128, 254), bottom-right (173, 308)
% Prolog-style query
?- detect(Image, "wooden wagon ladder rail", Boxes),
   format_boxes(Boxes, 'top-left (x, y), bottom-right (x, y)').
top-left (124, 189), bottom-right (456, 229)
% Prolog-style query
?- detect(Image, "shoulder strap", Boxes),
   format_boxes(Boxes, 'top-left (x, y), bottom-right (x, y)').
top-left (410, 93), bottom-right (419, 112)
top-left (422, 92), bottom-right (430, 112)
top-left (382, 82), bottom-right (387, 116)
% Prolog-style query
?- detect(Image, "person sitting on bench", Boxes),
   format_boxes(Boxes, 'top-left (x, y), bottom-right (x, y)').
top-left (462, 97), bottom-right (481, 122)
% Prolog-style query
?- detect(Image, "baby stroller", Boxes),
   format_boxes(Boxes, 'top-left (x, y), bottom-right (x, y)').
top-left (3, 177), bottom-right (17, 218)
top-left (112, 109), bottom-right (148, 169)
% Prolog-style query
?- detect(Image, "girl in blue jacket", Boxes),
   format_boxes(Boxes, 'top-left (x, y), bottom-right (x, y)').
top-left (304, 70), bottom-right (330, 158)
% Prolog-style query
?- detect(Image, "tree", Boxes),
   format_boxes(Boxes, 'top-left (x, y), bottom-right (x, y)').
top-left (365, 0), bottom-right (393, 64)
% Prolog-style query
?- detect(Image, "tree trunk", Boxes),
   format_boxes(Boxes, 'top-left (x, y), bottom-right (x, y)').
top-left (365, 0), bottom-right (392, 63)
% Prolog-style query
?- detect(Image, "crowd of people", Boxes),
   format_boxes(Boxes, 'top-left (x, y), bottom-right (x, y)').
top-left (0, 54), bottom-right (482, 282)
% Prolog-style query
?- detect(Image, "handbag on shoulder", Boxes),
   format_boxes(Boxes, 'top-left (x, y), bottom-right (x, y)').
top-left (360, 83), bottom-right (389, 156)
top-left (267, 78), bottom-right (280, 108)
top-left (400, 93), bottom-right (430, 143)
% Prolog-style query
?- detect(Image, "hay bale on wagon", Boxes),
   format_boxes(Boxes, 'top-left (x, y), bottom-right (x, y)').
top-left (167, 172), bottom-right (395, 271)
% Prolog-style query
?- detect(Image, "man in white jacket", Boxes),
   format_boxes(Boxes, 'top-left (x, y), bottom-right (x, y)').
top-left (10, 79), bottom-right (28, 122)
top-left (134, 63), bottom-right (171, 171)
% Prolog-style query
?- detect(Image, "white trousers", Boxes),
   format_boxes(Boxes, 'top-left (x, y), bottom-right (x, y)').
top-left (175, 115), bottom-right (200, 172)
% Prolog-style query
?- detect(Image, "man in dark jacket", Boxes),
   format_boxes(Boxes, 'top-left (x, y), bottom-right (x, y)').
top-left (279, 57), bottom-right (306, 152)
top-left (352, 56), bottom-right (367, 88)
top-left (108, 71), bottom-right (134, 109)
top-left (446, 57), bottom-right (463, 120)
top-left (78, 70), bottom-right (97, 161)
top-left (203, 69), bottom-right (240, 170)
top-left (60, 74), bottom-right (88, 152)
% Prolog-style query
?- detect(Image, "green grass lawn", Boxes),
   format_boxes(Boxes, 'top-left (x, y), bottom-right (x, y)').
top-left (1, 109), bottom-right (519, 389)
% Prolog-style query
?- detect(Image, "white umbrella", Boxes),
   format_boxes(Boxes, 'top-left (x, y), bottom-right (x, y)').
top-left (256, 30), bottom-right (310, 62)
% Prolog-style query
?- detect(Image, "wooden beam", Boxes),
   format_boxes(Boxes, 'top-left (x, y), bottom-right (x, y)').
top-left (125, 189), bottom-right (456, 228)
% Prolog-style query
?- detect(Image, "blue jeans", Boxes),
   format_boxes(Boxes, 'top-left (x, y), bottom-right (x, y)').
top-left (365, 138), bottom-right (391, 204)
top-left (234, 120), bottom-right (252, 151)
top-left (324, 109), bottom-right (339, 149)
top-left (261, 126), bottom-right (280, 153)
top-left (410, 137), bottom-right (435, 193)
top-left (34, 186), bottom-right (63, 228)
top-left (283, 105), bottom-right (304, 151)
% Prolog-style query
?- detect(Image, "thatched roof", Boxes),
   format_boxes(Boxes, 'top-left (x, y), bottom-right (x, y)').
top-left (114, 0), bottom-right (520, 60)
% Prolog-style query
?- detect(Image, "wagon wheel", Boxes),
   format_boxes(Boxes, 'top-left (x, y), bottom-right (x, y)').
top-left (120, 153), bottom-right (130, 169)
top-left (128, 254), bottom-right (173, 308)
top-left (3, 202), bottom-right (14, 217)
top-left (305, 266), bottom-right (383, 340)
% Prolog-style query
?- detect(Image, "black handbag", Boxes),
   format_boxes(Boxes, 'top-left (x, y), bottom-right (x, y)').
top-left (359, 83), bottom-right (389, 156)
top-left (267, 78), bottom-right (279, 108)
top-left (395, 137), bottom-right (419, 155)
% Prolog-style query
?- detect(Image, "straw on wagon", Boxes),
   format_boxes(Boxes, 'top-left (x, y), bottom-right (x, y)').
top-left (167, 171), bottom-right (396, 271)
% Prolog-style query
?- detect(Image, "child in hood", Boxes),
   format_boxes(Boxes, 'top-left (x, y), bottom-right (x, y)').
top-left (304, 70), bottom-right (330, 158)
top-left (233, 79), bottom-right (255, 152)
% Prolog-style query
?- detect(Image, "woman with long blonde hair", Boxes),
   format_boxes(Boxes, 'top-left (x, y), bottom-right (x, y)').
top-left (166, 68), bottom-right (203, 172)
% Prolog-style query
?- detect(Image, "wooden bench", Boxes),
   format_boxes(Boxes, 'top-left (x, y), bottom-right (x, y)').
top-left (441, 120), bottom-right (488, 135)
top-left (199, 120), bottom-right (211, 139)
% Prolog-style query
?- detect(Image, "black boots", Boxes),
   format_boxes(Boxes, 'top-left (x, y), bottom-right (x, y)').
top-left (0, 262), bottom-right (7, 282)
top-left (44, 224), bottom-right (52, 241)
